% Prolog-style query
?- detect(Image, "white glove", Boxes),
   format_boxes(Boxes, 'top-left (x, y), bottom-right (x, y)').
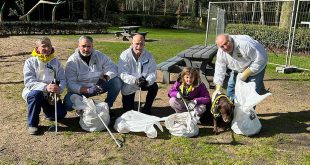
top-left (188, 100), bottom-right (197, 110)
top-left (87, 86), bottom-right (98, 95)
top-left (176, 92), bottom-right (182, 99)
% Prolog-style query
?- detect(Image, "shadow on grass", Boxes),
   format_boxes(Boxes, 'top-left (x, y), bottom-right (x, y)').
top-left (258, 110), bottom-right (310, 137)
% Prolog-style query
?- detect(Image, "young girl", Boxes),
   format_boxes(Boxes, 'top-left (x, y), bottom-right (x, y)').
top-left (168, 67), bottom-right (211, 116)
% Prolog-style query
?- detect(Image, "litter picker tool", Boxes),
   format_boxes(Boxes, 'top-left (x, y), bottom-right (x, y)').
top-left (137, 60), bottom-right (149, 112)
top-left (93, 101), bottom-right (123, 148)
top-left (46, 63), bottom-right (59, 133)
top-left (137, 62), bottom-right (142, 112)
top-left (178, 91), bottom-right (194, 120)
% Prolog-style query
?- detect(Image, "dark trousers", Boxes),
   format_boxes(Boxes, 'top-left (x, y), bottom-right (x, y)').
top-left (122, 83), bottom-right (158, 114)
top-left (27, 90), bottom-right (67, 127)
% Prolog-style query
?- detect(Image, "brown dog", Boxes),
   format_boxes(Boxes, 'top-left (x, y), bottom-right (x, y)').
top-left (211, 93), bottom-right (234, 134)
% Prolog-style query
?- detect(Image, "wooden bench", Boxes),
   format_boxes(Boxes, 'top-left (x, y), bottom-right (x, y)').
top-left (114, 31), bottom-right (123, 38)
top-left (157, 56), bottom-right (185, 84)
top-left (177, 45), bottom-right (218, 88)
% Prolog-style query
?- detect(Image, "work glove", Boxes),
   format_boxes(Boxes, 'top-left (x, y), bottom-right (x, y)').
top-left (188, 100), bottom-right (197, 111)
top-left (240, 68), bottom-right (253, 81)
top-left (212, 84), bottom-right (222, 102)
top-left (137, 76), bottom-right (148, 88)
top-left (95, 77), bottom-right (107, 94)
top-left (176, 92), bottom-right (182, 99)
top-left (87, 86), bottom-right (99, 95)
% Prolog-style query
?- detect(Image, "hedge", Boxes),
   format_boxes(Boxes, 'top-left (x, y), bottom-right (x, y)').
top-left (108, 14), bottom-right (177, 28)
top-left (0, 21), bottom-right (110, 36)
top-left (226, 24), bottom-right (310, 51)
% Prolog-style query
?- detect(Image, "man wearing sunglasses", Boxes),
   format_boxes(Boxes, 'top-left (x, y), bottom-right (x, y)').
top-left (212, 34), bottom-right (267, 101)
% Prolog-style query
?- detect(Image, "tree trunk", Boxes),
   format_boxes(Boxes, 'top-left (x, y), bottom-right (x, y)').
top-left (279, 1), bottom-right (293, 29)
top-left (0, 2), bottom-right (5, 22)
top-left (83, 0), bottom-right (90, 20)
top-left (104, 0), bottom-right (109, 22)
top-left (260, 0), bottom-right (265, 25)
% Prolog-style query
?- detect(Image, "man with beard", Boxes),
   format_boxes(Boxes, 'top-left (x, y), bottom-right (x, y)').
top-left (64, 36), bottom-right (122, 112)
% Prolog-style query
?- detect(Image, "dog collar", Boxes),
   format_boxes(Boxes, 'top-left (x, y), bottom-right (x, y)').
top-left (210, 93), bottom-right (233, 118)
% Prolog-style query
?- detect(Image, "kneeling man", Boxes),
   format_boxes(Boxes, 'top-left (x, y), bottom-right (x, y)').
top-left (118, 34), bottom-right (158, 115)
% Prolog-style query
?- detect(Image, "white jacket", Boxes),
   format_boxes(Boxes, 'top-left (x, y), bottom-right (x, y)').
top-left (22, 57), bottom-right (66, 101)
top-left (65, 48), bottom-right (118, 94)
top-left (118, 47), bottom-right (157, 95)
top-left (214, 35), bottom-right (267, 86)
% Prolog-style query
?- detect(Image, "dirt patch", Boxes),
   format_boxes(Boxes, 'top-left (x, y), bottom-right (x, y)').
top-left (0, 36), bottom-right (309, 164)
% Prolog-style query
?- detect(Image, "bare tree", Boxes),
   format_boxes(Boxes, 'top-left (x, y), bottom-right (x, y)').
top-left (260, 0), bottom-right (265, 25)
top-left (279, 1), bottom-right (293, 29)
top-left (19, 0), bottom-right (65, 21)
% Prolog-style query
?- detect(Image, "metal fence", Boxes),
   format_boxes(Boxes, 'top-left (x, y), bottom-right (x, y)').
top-left (205, 0), bottom-right (310, 71)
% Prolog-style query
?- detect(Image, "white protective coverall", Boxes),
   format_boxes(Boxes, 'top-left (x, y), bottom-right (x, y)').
top-left (118, 47), bottom-right (157, 95)
top-left (65, 48), bottom-right (118, 94)
top-left (22, 57), bottom-right (66, 100)
top-left (213, 35), bottom-right (267, 86)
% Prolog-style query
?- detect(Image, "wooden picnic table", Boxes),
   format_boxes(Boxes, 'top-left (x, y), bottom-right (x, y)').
top-left (119, 26), bottom-right (141, 34)
top-left (177, 45), bottom-right (218, 88)
top-left (116, 26), bottom-right (148, 41)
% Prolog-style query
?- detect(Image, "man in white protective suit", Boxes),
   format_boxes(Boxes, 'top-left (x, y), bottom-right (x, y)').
top-left (22, 37), bottom-right (67, 135)
top-left (64, 36), bottom-right (122, 111)
top-left (212, 34), bottom-right (268, 101)
top-left (118, 34), bottom-right (158, 115)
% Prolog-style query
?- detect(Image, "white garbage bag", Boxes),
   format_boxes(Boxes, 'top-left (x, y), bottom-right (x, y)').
top-left (165, 111), bottom-right (200, 138)
top-left (70, 94), bottom-right (110, 132)
top-left (113, 110), bottom-right (165, 138)
top-left (231, 78), bottom-right (271, 136)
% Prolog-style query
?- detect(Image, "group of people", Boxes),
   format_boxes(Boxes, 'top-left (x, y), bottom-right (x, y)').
top-left (22, 33), bottom-right (267, 135)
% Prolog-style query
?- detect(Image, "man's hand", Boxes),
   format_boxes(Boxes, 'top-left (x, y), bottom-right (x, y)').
top-left (46, 83), bottom-right (61, 94)
top-left (96, 76), bottom-right (109, 94)
top-left (188, 100), bottom-right (197, 111)
top-left (87, 86), bottom-right (99, 95)
top-left (240, 68), bottom-right (253, 81)
top-left (176, 92), bottom-right (182, 99)
top-left (212, 85), bottom-right (222, 102)
top-left (137, 76), bottom-right (148, 88)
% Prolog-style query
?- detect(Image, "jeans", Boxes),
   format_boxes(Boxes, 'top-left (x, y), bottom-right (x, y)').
top-left (64, 77), bottom-right (122, 110)
top-left (169, 97), bottom-right (206, 116)
top-left (122, 82), bottom-right (158, 114)
top-left (227, 67), bottom-right (266, 100)
top-left (27, 90), bottom-right (67, 127)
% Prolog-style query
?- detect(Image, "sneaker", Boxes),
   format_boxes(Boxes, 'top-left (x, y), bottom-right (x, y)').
top-left (28, 126), bottom-right (39, 135)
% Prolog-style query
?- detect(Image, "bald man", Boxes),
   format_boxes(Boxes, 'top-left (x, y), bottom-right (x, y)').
top-left (118, 34), bottom-right (158, 115)
top-left (213, 34), bottom-right (267, 100)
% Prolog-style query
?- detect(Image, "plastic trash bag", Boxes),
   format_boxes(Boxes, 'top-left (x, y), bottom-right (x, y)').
top-left (70, 94), bottom-right (110, 132)
top-left (231, 78), bottom-right (271, 136)
top-left (165, 111), bottom-right (200, 138)
top-left (113, 110), bottom-right (165, 138)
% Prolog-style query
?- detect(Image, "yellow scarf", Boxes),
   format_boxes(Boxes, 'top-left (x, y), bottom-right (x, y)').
top-left (180, 83), bottom-right (193, 96)
top-left (31, 48), bottom-right (55, 63)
